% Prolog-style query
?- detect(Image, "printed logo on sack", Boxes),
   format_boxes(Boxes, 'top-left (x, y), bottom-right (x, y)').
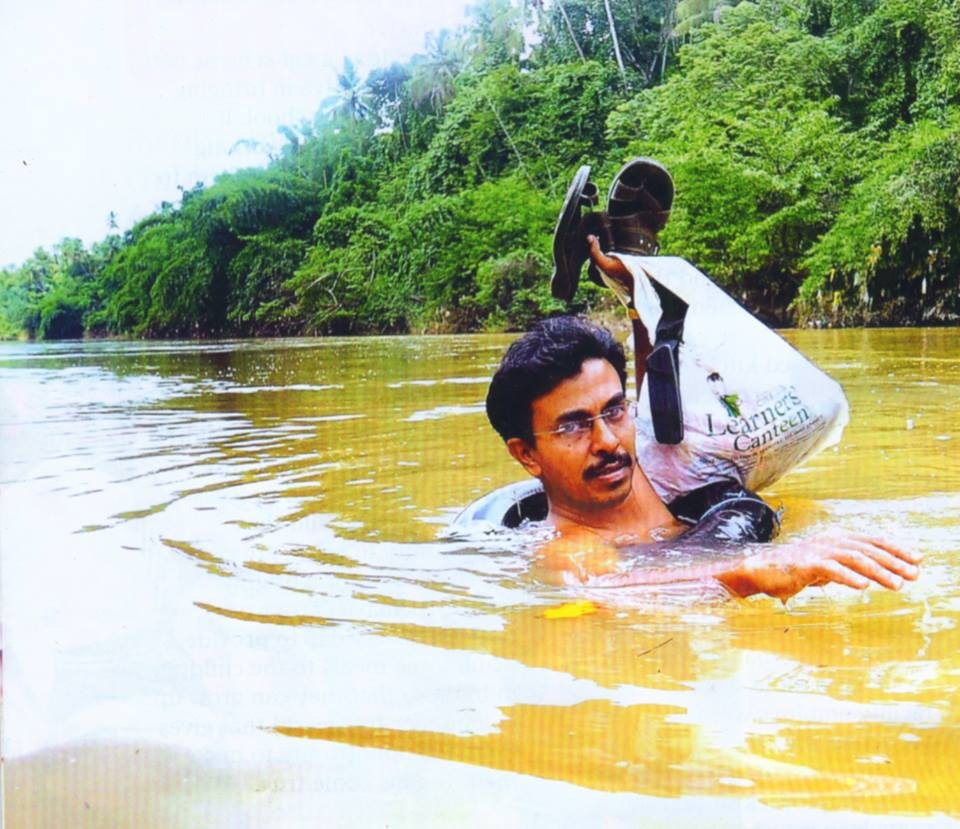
top-left (707, 372), bottom-right (741, 417)
top-left (705, 383), bottom-right (812, 451)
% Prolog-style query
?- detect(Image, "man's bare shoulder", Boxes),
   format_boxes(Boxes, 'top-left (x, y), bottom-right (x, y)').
top-left (534, 528), bottom-right (620, 584)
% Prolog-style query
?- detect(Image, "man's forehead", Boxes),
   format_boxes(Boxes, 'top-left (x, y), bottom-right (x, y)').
top-left (532, 358), bottom-right (624, 419)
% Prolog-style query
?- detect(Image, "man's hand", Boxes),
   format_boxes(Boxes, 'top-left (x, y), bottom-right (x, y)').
top-left (586, 234), bottom-right (633, 292)
top-left (716, 532), bottom-right (923, 602)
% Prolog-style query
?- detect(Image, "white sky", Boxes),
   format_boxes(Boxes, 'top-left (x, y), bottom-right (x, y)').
top-left (0, 0), bottom-right (471, 267)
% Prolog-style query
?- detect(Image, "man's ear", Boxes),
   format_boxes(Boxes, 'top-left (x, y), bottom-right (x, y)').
top-left (506, 437), bottom-right (542, 478)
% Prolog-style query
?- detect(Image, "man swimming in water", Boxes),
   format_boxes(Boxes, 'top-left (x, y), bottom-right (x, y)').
top-left (484, 312), bottom-right (921, 601)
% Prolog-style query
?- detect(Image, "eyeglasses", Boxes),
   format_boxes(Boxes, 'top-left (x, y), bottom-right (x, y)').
top-left (534, 400), bottom-right (637, 443)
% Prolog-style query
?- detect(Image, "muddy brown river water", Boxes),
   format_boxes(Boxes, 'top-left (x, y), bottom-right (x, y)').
top-left (2, 328), bottom-right (959, 827)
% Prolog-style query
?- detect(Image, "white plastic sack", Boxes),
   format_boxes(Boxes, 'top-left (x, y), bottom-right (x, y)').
top-left (602, 255), bottom-right (849, 501)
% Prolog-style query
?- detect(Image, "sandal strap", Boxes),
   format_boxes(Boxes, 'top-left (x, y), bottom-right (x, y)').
top-left (608, 182), bottom-right (664, 213)
top-left (605, 213), bottom-right (662, 255)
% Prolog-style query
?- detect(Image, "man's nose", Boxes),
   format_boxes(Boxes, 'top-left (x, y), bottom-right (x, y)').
top-left (589, 415), bottom-right (620, 452)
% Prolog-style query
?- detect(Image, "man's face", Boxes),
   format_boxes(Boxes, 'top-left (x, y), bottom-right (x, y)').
top-left (510, 358), bottom-right (637, 515)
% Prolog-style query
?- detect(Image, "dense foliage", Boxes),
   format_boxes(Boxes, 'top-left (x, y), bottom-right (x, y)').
top-left (4, 0), bottom-right (959, 339)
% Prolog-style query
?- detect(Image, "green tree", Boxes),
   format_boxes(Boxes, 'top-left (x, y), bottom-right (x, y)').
top-left (410, 61), bottom-right (617, 196)
top-left (607, 4), bottom-right (863, 317)
top-left (367, 62), bottom-right (413, 148)
top-left (320, 57), bottom-right (373, 122)
top-left (671, 0), bottom-right (741, 40)
top-left (532, 0), bottom-right (672, 85)
top-left (410, 30), bottom-right (470, 114)
top-left (832, 0), bottom-right (959, 129)
top-left (799, 112), bottom-right (960, 324)
top-left (466, 0), bottom-right (525, 68)
top-left (6, 0), bottom-right (960, 338)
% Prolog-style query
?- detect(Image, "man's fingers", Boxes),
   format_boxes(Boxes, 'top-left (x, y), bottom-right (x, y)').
top-left (586, 234), bottom-right (614, 270)
top-left (586, 235), bottom-right (630, 279)
top-left (809, 535), bottom-right (921, 583)
top-left (586, 234), bottom-right (602, 256)
top-left (830, 548), bottom-right (906, 590)
top-left (814, 559), bottom-right (871, 591)
top-left (806, 532), bottom-right (923, 587)
top-left (836, 539), bottom-right (921, 582)
top-left (748, 532), bottom-right (922, 600)
top-left (798, 537), bottom-right (917, 591)
top-left (844, 533), bottom-right (923, 565)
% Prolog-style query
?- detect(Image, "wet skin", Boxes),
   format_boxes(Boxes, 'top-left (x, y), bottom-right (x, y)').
top-left (498, 345), bottom-right (923, 600)
top-left (514, 360), bottom-right (924, 600)
top-left (510, 237), bottom-right (927, 600)
top-left (505, 358), bottom-right (677, 544)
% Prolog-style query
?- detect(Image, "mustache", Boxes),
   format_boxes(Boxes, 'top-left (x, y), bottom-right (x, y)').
top-left (583, 452), bottom-right (633, 481)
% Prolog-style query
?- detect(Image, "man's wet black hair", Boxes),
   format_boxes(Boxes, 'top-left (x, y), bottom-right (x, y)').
top-left (486, 315), bottom-right (627, 443)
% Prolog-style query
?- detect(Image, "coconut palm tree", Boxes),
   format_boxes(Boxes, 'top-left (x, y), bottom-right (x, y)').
top-left (320, 57), bottom-right (373, 122)
top-left (410, 30), bottom-right (469, 114)
top-left (466, 0), bottom-right (524, 67)
top-left (367, 63), bottom-right (411, 150)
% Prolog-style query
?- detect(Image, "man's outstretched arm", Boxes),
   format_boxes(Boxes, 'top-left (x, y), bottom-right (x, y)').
top-left (713, 532), bottom-right (921, 602)
top-left (540, 532), bottom-right (922, 602)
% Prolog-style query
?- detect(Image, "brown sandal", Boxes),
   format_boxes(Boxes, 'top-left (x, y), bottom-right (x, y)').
top-left (549, 166), bottom-right (609, 301)
top-left (606, 157), bottom-right (674, 255)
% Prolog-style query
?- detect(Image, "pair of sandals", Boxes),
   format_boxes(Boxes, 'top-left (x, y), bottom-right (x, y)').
top-left (549, 158), bottom-right (674, 303)
top-left (550, 158), bottom-right (685, 445)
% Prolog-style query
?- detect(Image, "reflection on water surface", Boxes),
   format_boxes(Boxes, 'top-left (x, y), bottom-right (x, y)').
top-left (2, 330), bottom-right (959, 826)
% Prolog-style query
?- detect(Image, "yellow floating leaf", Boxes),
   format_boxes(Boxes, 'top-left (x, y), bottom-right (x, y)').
top-left (543, 600), bottom-right (598, 619)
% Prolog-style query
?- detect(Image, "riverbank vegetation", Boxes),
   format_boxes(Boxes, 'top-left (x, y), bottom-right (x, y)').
top-left (3, 0), bottom-right (959, 339)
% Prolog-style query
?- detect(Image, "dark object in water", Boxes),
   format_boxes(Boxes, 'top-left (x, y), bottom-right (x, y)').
top-left (667, 479), bottom-right (780, 545)
top-left (453, 478), bottom-right (779, 544)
